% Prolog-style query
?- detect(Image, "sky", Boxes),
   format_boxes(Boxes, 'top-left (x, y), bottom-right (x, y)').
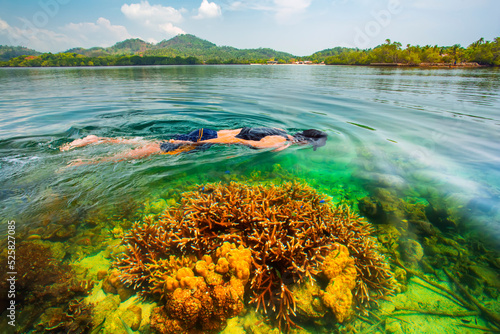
top-left (0, 0), bottom-right (499, 56)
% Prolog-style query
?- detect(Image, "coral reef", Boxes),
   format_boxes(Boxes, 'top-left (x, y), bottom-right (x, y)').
top-left (149, 242), bottom-right (250, 334)
top-left (34, 298), bottom-right (93, 333)
top-left (115, 182), bottom-right (395, 331)
top-left (0, 241), bottom-right (94, 333)
top-left (319, 243), bottom-right (357, 323)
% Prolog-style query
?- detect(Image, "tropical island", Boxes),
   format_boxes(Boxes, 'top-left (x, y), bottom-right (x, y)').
top-left (0, 34), bottom-right (498, 67)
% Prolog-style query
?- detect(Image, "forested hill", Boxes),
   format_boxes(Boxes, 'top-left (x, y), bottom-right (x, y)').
top-left (64, 34), bottom-right (295, 63)
top-left (0, 45), bottom-right (41, 61)
top-left (1, 35), bottom-right (498, 66)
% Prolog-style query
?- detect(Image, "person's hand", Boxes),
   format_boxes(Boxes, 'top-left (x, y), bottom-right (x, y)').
top-left (272, 143), bottom-right (291, 152)
top-left (169, 139), bottom-right (192, 144)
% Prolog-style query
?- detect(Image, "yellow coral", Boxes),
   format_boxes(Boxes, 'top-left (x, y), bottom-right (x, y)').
top-left (224, 245), bottom-right (252, 284)
top-left (167, 288), bottom-right (202, 323)
top-left (179, 276), bottom-right (206, 290)
top-left (152, 243), bottom-right (252, 334)
top-left (215, 257), bottom-right (229, 274)
top-left (215, 242), bottom-right (235, 258)
top-left (195, 260), bottom-right (209, 277)
top-left (202, 255), bottom-right (212, 264)
top-left (176, 267), bottom-right (194, 281)
top-left (320, 243), bottom-right (357, 323)
top-left (164, 277), bottom-right (179, 292)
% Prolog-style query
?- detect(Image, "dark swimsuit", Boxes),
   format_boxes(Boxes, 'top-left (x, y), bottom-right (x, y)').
top-left (234, 127), bottom-right (289, 141)
top-left (160, 127), bottom-right (288, 153)
top-left (160, 128), bottom-right (218, 153)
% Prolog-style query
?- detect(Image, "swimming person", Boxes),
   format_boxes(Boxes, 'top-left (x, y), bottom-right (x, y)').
top-left (60, 127), bottom-right (327, 165)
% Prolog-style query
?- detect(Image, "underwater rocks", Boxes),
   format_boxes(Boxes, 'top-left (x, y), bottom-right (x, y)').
top-left (102, 269), bottom-right (134, 302)
top-left (400, 239), bottom-right (424, 264)
top-left (358, 186), bottom-right (461, 237)
top-left (34, 301), bottom-right (93, 333)
top-left (0, 241), bottom-right (94, 332)
top-left (291, 280), bottom-right (328, 320)
top-left (358, 188), bottom-right (427, 227)
top-left (425, 203), bottom-right (458, 231)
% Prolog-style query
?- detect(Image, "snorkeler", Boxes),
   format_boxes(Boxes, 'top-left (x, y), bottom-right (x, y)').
top-left (60, 127), bottom-right (327, 165)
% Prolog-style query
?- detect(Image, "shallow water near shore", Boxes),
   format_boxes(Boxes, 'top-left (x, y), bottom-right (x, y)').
top-left (0, 65), bottom-right (499, 333)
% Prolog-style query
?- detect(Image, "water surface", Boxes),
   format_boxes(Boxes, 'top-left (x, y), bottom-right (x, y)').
top-left (0, 65), bottom-right (499, 332)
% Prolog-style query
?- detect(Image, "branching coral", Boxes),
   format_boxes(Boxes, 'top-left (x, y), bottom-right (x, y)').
top-left (115, 181), bottom-right (395, 331)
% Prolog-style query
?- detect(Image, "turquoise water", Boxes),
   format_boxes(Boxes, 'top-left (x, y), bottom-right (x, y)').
top-left (1, 65), bottom-right (499, 332)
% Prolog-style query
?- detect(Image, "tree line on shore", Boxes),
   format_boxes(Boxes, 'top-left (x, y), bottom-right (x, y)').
top-left (1, 37), bottom-right (498, 67)
top-left (0, 53), bottom-right (201, 67)
top-left (321, 38), bottom-right (500, 66)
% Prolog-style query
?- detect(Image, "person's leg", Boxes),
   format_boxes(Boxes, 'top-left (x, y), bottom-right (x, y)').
top-left (60, 136), bottom-right (147, 151)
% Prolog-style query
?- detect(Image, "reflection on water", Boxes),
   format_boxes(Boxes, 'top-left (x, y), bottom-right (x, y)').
top-left (0, 65), bottom-right (499, 333)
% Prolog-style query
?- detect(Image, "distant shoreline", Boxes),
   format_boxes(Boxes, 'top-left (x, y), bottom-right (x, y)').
top-left (0, 63), bottom-right (496, 69)
top-left (248, 62), bottom-right (493, 68)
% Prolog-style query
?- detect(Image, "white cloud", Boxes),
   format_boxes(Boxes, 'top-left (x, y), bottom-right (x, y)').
top-left (0, 16), bottom-right (133, 52)
top-left (412, 0), bottom-right (487, 10)
top-left (121, 1), bottom-right (183, 24)
top-left (226, 1), bottom-right (244, 11)
top-left (273, 0), bottom-right (312, 21)
top-left (194, 0), bottom-right (222, 19)
top-left (159, 23), bottom-right (185, 35)
top-left (0, 17), bottom-right (75, 51)
top-left (0, 18), bottom-right (9, 31)
top-left (222, 0), bottom-right (312, 22)
top-left (121, 1), bottom-right (185, 37)
top-left (65, 18), bottom-right (132, 46)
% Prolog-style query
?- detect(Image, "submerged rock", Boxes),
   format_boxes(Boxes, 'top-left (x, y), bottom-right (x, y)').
top-left (92, 294), bottom-right (120, 327)
top-left (290, 280), bottom-right (327, 320)
top-left (400, 239), bottom-right (424, 264)
top-left (425, 203), bottom-right (458, 232)
top-left (102, 269), bottom-right (134, 302)
top-left (469, 265), bottom-right (500, 289)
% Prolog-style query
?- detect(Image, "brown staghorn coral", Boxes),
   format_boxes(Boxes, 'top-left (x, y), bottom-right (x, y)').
top-left (115, 181), bottom-right (395, 331)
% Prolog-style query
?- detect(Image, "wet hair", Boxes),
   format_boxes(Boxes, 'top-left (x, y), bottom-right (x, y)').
top-left (293, 129), bottom-right (328, 151)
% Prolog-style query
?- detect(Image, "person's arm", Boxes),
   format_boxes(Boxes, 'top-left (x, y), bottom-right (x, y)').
top-left (238, 135), bottom-right (290, 150)
top-left (176, 134), bottom-right (291, 151)
top-left (60, 135), bottom-right (147, 151)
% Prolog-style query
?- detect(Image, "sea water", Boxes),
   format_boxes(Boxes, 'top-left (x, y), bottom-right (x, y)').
top-left (0, 65), bottom-right (499, 333)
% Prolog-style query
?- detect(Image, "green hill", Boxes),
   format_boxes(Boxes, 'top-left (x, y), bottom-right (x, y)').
top-left (109, 38), bottom-right (152, 54)
top-left (65, 46), bottom-right (109, 57)
top-left (146, 34), bottom-right (295, 63)
top-left (1, 35), bottom-right (295, 63)
top-left (0, 45), bottom-right (41, 61)
top-left (304, 47), bottom-right (356, 62)
top-left (60, 34), bottom-right (295, 63)
top-left (65, 38), bottom-right (152, 57)
top-left (156, 34), bottom-right (216, 50)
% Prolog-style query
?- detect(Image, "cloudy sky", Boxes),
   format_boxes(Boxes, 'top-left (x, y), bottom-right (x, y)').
top-left (0, 0), bottom-right (498, 56)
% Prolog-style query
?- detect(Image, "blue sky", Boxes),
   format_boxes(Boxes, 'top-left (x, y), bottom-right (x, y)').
top-left (0, 0), bottom-right (498, 56)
